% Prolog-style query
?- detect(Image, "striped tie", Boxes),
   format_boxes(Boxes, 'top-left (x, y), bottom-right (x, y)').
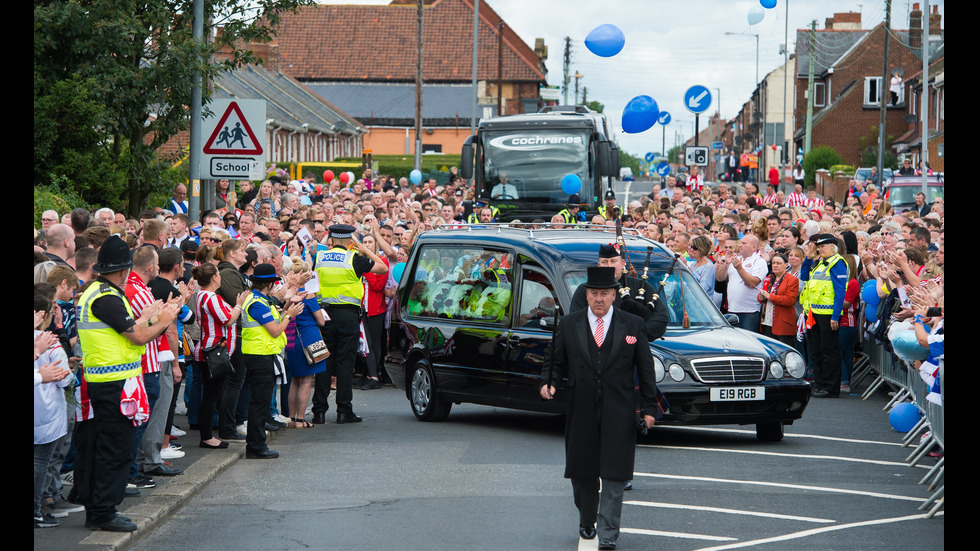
top-left (594, 317), bottom-right (604, 347)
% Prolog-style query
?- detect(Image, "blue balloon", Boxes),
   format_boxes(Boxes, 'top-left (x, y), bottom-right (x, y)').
top-left (560, 174), bottom-right (582, 195)
top-left (861, 280), bottom-right (880, 309)
top-left (864, 304), bottom-right (877, 324)
top-left (760, 0), bottom-right (777, 8)
top-left (888, 402), bottom-right (921, 433)
top-left (391, 262), bottom-right (406, 284)
top-left (585, 24), bottom-right (625, 58)
top-left (621, 95), bottom-right (659, 134)
top-left (748, 5), bottom-right (765, 25)
top-left (892, 330), bottom-right (930, 362)
top-left (409, 169), bottom-right (422, 185)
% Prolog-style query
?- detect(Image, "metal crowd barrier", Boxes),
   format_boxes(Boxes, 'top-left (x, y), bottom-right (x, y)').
top-left (860, 337), bottom-right (943, 517)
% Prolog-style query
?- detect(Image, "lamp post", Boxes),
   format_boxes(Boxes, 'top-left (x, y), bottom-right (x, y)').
top-left (573, 71), bottom-right (584, 105)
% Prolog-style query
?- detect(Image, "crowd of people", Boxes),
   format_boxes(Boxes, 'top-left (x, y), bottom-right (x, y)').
top-left (34, 165), bottom-right (944, 530)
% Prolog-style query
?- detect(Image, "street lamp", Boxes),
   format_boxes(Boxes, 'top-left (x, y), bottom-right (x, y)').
top-left (573, 71), bottom-right (584, 105)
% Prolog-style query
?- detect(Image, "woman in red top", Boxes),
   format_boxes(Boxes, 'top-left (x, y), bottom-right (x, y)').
top-left (357, 234), bottom-right (391, 390)
top-left (192, 263), bottom-right (248, 449)
top-left (757, 253), bottom-right (800, 349)
top-left (838, 256), bottom-right (861, 393)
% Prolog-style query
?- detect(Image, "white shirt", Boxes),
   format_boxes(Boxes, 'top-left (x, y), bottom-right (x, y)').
top-left (587, 305), bottom-right (614, 347)
top-left (491, 183), bottom-right (519, 199)
top-left (727, 251), bottom-right (768, 313)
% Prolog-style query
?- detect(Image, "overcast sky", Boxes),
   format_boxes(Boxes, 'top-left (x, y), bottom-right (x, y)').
top-left (321, 0), bottom-right (944, 157)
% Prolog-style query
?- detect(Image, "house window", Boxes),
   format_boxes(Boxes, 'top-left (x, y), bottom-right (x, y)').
top-left (864, 77), bottom-right (883, 106)
top-left (813, 82), bottom-right (826, 107)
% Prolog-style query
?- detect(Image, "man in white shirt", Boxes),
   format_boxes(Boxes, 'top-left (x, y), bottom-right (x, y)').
top-left (491, 172), bottom-right (519, 200)
top-left (715, 234), bottom-right (767, 333)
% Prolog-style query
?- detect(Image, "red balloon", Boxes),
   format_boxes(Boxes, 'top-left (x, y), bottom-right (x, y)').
top-left (323, 170), bottom-right (334, 182)
top-left (771, 144), bottom-right (778, 151)
top-left (339, 172), bottom-right (351, 184)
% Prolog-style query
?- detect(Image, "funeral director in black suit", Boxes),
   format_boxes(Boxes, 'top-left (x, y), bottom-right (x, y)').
top-left (540, 266), bottom-right (662, 550)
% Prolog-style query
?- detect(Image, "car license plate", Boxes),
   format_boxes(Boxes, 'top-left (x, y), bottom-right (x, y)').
top-left (710, 386), bottom-right (765, 401)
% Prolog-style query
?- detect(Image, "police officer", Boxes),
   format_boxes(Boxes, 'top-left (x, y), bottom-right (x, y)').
top-left (73, 235), bottom-right (178, 532)
top-left (557, 195), bottom-right (582, 225)
top-left (799, 234), bottom-right (847, 398)
top-left (571, 244), bottom-right (669, 342)
top-left (598, 190), bottom-right (617, 221)
top-left (311, 224), bottom-right (388, 424)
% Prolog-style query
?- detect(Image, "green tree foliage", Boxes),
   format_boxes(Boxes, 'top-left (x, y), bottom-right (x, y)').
top-left (584, 100), bottom-right (604, 114)
top-left (802, 145), bottom-right (843, 186)
top-left (618, 147), bottom-right (641, 179)
top-left (858, 126), bottom-right (899, 170)
top-left (34, 0), bottom-right (310, 216)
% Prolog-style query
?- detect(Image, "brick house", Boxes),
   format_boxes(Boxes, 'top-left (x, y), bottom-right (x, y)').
top-left (792, 11), bottom-right (930, 166)
top-left (263, 0), bottom-right (548, 156)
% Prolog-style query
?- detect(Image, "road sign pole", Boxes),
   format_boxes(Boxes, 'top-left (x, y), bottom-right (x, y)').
top-left (694, 114), bottom-right (700, 147)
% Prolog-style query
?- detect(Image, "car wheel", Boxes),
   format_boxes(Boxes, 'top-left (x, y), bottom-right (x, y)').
top-left (410, 362), bottom-right (451, 421)
top-left (756, 421), bottom-right (785, 442)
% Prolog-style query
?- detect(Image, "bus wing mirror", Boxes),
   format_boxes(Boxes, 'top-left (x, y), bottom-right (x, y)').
top-left (461, 136), bottom-right (474, 180)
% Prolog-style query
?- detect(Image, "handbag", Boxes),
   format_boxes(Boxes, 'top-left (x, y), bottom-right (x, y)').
top-left (296, 326), bottom-right (330, 365)
top-left (202, 338), bottom-right (234, 380)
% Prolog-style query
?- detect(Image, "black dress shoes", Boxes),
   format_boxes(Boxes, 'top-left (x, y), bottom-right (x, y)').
top-left (579, 525), bottom-right (596, 539)
top-left (598, 539), bottom-right (617, 550)
top-left (337, 412), bottom-right (363, 424)
top-left (312, 412), bottom-right (327, 424)
top-left (245, 448), bottom-right (280, 459)
top-left (624, 480), bottom-right (633, 491)
top-left (144, 464), bottom-right (183, 476)
top-left (200, 440), bottom-right (230, 449)
top-left (88, 516), bottom-right (138, 532)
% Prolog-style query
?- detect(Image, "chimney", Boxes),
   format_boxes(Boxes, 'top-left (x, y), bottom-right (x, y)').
top-left (830, 12), bottom-right (862, 30)
top-left (929, 4), bottom-right (942, 36)
top-left (909, 3), bottom-right (923, 49)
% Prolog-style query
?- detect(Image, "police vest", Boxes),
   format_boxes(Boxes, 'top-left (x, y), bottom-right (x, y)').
top-left (800, 254), bottom-right (844, 314)
top-left (316, 247), bottom-right (363, 307)
top-left (558, 209), bottom-right (579, 224)
top-left (241, 292), bottom-right (287, 355)
top-left (76, 281), bottom-right (145, 382)
top-left (598, 205), bottom-right (615, 220)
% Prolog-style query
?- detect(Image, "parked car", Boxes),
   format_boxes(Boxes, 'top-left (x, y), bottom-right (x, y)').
top-left (884, 175), bottom-right (944, 214)
top-left (385, 227), bottom-right (811, 441)
top-left (854, 167), bottom-right (894, 187)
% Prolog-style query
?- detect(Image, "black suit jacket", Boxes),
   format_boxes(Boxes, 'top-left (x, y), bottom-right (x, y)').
top-left (541, 307), bottom-right (661, 480)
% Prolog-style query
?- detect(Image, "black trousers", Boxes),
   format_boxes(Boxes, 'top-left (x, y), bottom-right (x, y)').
top-left (244, 354), bottom-right (276, 453)
top-left (808, 313), bottom-right (842, 396)
top-left (571, 477), bottom-right (625, 542)
top-left (73, 379), bottom-right (135, 524)
top-left (219, 344), bottom-right (247, 438)
top-left (313, 306), bottom-right (359, 416)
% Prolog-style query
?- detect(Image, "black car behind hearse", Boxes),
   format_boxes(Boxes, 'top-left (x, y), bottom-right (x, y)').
top-left (385, 226), bottom-right (811, 441)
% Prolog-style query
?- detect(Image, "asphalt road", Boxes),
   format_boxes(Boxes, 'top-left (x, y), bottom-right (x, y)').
top-left (119, 383), bottom-right (942, 551)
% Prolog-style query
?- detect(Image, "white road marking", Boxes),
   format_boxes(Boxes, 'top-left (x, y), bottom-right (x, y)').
top-left (692, 512), bottom-right (943, 551)
top-left (651, 425), bottom-right (907, 447)
top-left (623, 181), bottom-right (632, 205)
top-left (622, 527), bottom-right (736, 541)
top-left (637, 444), bottom-right (925, 469)
top-left (624, 500), bottom-right (834, 523)
top-left (632, 472), bottom-right (925, 502)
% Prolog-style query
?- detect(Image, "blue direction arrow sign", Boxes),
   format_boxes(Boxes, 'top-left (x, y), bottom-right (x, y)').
top-left (645, 152), bottom-right (655, 162)
top-left (658, 111), bottom-right (671, 125)
top-left (684, 85), bottom-right (712, 114)
top-left (656, 162), bottom-right (671, 177)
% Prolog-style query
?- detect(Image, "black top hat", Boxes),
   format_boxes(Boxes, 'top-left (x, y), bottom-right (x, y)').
top-left (598, 243), bottom-right (623, 259)
top-left (585, 266), bottom-right (620, 289)
top-left (92, 235), bottom-right (133, 274)
top-left (249, 263), bottom-right (281, 282)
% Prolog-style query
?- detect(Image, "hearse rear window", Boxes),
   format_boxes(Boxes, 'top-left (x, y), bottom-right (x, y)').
top-left (406, 246), bottom-right (514, 324)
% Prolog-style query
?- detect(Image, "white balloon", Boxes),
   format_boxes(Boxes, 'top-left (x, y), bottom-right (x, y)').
top-left (748, 5), bottom-right (765, 25)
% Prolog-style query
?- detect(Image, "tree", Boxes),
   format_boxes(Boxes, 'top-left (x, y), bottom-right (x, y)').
top-left (802, 145), bottom-right (843, 187)
top-left (858, 126), bottom-right (899, 170)
top-left (584, 100), bottom-right (604, 114)
top-left (34, 0), bottom-right (310, 215)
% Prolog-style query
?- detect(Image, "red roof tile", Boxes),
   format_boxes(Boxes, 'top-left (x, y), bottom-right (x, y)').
top-left (272, 0), bottom-right (545, 84)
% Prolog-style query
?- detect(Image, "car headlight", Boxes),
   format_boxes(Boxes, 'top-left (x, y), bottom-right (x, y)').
top-left (668, 363), bottom-right (685, 382)
top-left (784, 352), bottom-right (806, 378)
top-left (653, 356), bottom-right (665, 383)
top-left (769, 361), bottom-right (784, 379)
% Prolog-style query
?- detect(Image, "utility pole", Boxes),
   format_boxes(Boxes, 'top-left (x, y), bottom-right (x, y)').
top-left (804, 20), bottom-right (816, 155)
top-left (497, 21), bottom-right (504, 116)
top-left (562, 37), bottom-right (571, 105)
top-left (414, 0), bottom-right (423, 170)
top-left (189, 0), bottom-right (203, 222)
top-left (470, 0), bottom-right (478, 135)
top-left (920, 0), bottom-right (930, 193)
top-left (876, 0), bottom-right (892, 184)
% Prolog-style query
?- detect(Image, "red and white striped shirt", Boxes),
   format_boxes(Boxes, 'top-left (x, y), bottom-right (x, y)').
top-left (804, 197), bottom-right (826, 211)
top-left (194, 290), bottom-right (237, 362)
top-left (687, 173), bottom-right (704, 192)
top-left (762, 193), bottom-right (778, 206)
top-left (785, 192), bottom-right (806, 207)
top-left (125, 272), bottom-right (160, 374)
